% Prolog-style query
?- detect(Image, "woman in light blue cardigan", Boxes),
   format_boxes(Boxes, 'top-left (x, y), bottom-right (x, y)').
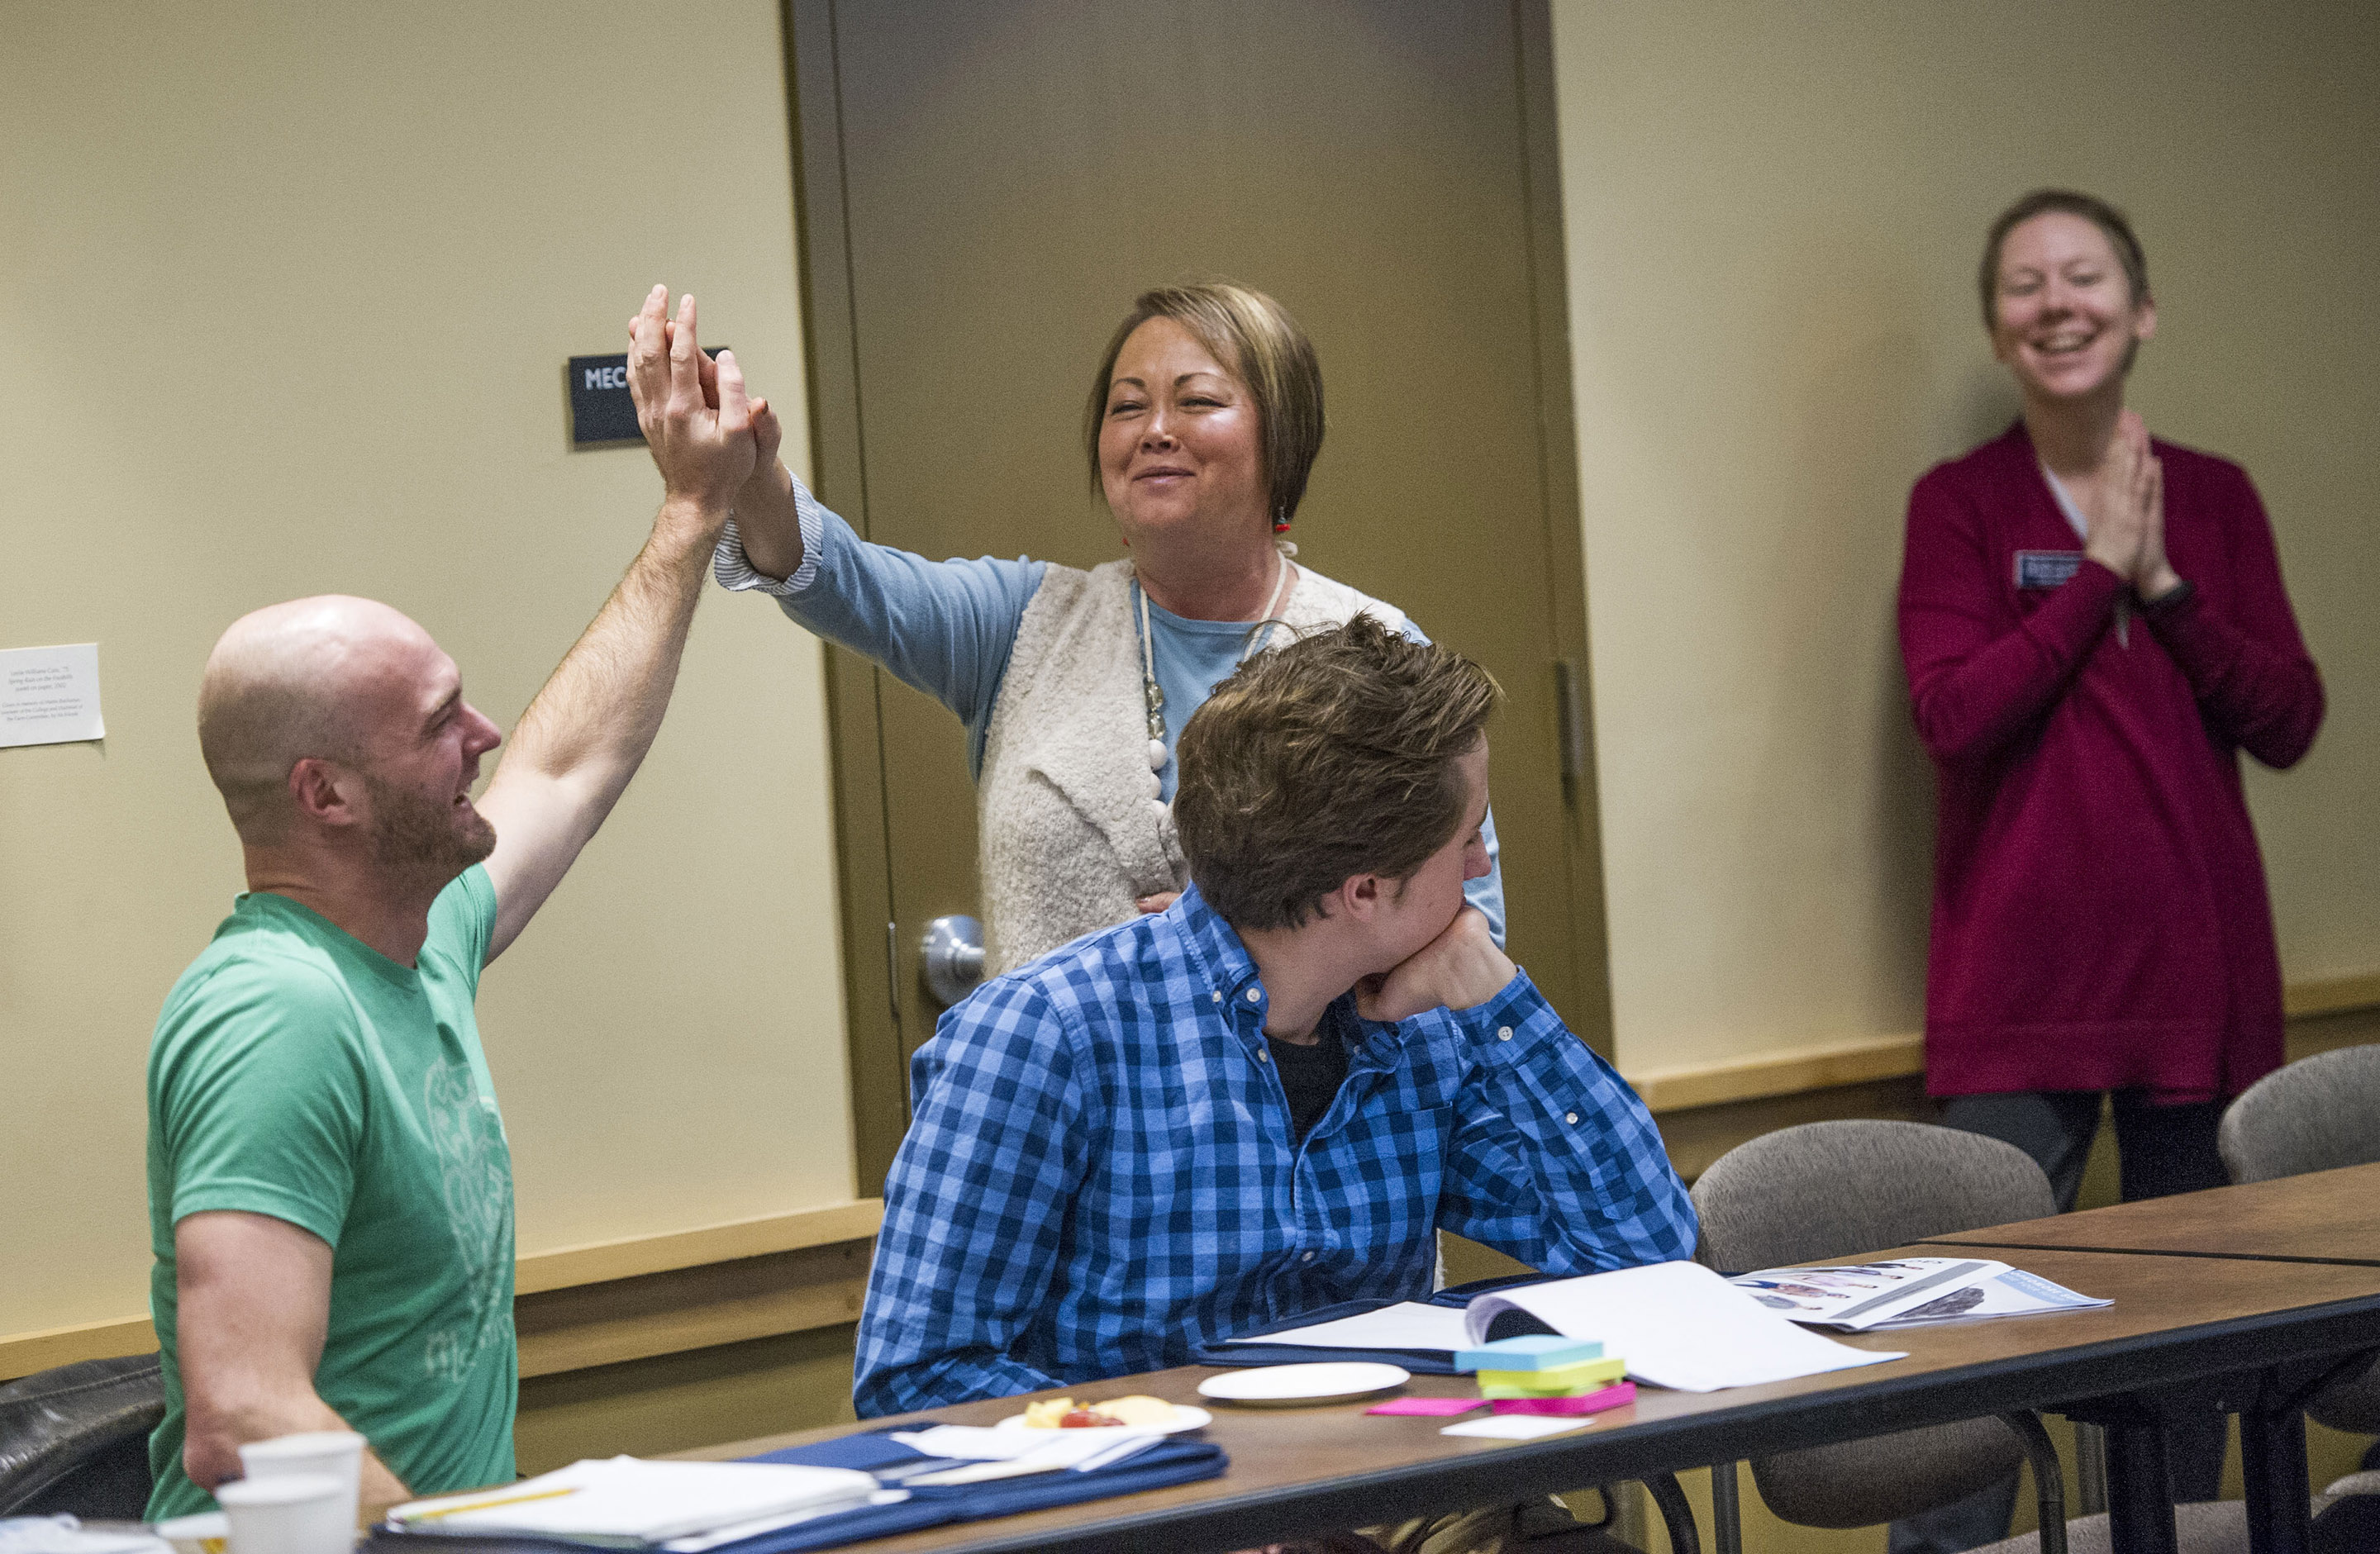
top-left (697, 282), bottom-right (1502, 973)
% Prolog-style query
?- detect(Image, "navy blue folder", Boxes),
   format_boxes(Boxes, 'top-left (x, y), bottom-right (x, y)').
top-left (1188, 1272), bottom-right (1552, 1375)
top-left (365, 1430), bottom-right (1226, 1554)
top-left (712, 1429), bottom-right (1226, 1552)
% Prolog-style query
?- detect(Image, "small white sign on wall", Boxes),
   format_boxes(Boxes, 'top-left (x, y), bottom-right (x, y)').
top-left (0, 643), bottom-right (106, 748)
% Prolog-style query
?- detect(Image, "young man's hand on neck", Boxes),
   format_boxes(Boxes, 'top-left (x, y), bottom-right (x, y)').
top-left (1240, 896), bottom-right (1515, 1042)
top-left (1355, 905), bottom-right (1515, 1024)
top-left (1235, 740), bottom-right (1500, 1039)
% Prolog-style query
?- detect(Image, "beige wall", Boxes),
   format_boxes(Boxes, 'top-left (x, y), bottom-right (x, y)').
top-left (1550, 0), bottom-right (2380, 1076)
top-left (0, 0), bottom-right (852, 1339)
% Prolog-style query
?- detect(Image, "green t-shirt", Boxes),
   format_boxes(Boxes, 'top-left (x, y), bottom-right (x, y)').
top-left (145, 867), bottom-right (516, 1518)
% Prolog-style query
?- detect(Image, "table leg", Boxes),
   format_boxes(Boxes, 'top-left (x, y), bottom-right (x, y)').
top-left (2074, 1420), bottom-right (2108, 1517)
top-left (2099, 1419), bottom-right (2179, 1554)
top-left (1706, 1461), bottom-right (1741, 1554)
top-left (2240, 1400), bottom-right (2311, 1554)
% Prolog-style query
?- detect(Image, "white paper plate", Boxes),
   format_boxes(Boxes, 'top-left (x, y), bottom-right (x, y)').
top-left (1197, 1362), bottom-right (1412, 1406)
top-left (154, 1515), bottom-right (230, 1554)
top-left (993, 1403), bottom-right (1211, 1434)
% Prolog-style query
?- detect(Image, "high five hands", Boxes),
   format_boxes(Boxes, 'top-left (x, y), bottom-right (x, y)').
top-left (1355, 905), bottom-right (1517, 1025)
top-left (628, 288), bottom-right (801, 563)
top-left (2082, 410), bottom-right (2184, 600)
top-left (625, 286), bottom-right (759, 536)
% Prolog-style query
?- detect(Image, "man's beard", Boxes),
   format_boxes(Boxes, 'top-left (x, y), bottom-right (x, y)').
top-left (364, 771), bottom-right (497, 883)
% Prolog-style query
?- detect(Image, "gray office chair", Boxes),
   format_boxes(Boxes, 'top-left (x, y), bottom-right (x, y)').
top-left (2218, 1044), bottom-right (2380, 1186)
top-left (1691, 1120), bottom-right (2069, 1554)
top-left (1971, 1476), bottom-right (2379, 1554)
top-left (2311, 1471), bottom-right (2380, 1550)
top-left (2220, 1046), bottom-right (2380, 1438)
top-left (0, 1353), bottom-right (164, 1519)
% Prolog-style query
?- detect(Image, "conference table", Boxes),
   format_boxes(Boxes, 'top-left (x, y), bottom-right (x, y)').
top-left (689, 1233), bottom-right (2380, 1554)
top-left (1921, 1161), bottom-right (2380, 1267)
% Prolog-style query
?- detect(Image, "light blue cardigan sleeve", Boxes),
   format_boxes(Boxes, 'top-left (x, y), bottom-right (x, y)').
top-left (716, 482), bottom-right (1045, 777)
top-left (716, 478), bottom-right (1506, 939)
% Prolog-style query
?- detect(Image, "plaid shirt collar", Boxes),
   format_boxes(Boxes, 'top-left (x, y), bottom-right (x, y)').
top-left (1172, 880), bottom-right (1416, 1076)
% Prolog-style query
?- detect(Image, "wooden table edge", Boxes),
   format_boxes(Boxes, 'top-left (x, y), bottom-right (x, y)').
top-left (1916, 1239), bottom-right (2380, 1268)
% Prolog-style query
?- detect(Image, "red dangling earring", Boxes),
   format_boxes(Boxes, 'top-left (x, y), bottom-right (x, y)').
top-left (1273, 505), bottom-right (1292, 535)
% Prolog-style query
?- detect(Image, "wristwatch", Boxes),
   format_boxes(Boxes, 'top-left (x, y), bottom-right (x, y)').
top-left (2141, 577), bottom-right (2196, 614)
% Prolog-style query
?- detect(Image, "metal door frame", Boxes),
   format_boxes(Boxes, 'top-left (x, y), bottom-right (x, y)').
top-left (776, 0), bottom-right (1615, 1194)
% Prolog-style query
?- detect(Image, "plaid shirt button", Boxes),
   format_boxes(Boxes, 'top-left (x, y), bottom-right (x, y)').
top-left (1497, 1026), bottom-right (1513, 1041)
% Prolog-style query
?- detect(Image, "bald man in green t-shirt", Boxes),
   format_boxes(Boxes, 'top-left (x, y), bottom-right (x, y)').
top-left (145, 289), bottom-right (752, 1520)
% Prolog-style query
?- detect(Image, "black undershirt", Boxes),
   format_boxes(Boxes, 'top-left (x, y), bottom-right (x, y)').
top-left (1268, 1012), bottom-right (1351, 1145)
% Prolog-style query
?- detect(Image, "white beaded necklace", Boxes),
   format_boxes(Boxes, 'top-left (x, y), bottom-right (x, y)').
top-left (1133, 549), bottom-right (1297, 776)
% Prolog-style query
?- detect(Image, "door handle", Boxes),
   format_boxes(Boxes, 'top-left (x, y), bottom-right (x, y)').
top-left (921, 915), bottom-right (987, 1006)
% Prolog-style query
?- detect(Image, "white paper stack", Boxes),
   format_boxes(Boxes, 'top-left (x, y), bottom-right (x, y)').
top-left (1216, 1262), bottom-right (1904, 1393)
top-left (388, 1457), bottom-right (878, 1548)
top-left (1461, 1261), bottom-right (1906, 1392)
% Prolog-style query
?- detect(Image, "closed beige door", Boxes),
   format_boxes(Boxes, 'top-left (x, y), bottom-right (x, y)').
top-left (784, 0), bottom-right (1612, 1188)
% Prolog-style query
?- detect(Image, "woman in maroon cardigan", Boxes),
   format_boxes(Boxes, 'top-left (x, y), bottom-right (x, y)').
top-left (1899, 190), bottom-right (2324, 1215)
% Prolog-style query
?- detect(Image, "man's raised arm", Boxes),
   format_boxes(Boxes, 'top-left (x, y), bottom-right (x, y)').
top-left (477, 287), bottom-right (756, 961)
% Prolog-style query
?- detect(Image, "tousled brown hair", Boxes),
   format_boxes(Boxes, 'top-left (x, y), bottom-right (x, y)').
top-left (1979, 188), bottom-right (2151, 329)
top-left (1173, 614), bottom-right (1499, 931)
top-left (1083, 283), bottom-right (1326, 529)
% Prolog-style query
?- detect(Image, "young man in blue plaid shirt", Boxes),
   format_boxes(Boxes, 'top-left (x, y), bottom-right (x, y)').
top-left (854, 615), bottom-right (1696, 1421)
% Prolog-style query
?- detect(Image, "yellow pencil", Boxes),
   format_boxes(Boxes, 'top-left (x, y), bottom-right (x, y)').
top-left (407, 1485), bottom-right (583, 1522)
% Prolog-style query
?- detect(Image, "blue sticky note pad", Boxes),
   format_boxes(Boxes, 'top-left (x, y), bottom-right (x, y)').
top-left (1454, 1334), bottom-right (1604, 1372)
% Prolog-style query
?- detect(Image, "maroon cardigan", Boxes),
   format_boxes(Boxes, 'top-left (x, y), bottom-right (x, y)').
top-left (1897, 422), bottom-right (2323, 1101)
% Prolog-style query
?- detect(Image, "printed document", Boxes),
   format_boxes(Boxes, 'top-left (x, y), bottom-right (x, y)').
top-left (0, 644), bottom-right (103, 748)
top-left (1728, 1257), bottom-right (2110, 1331)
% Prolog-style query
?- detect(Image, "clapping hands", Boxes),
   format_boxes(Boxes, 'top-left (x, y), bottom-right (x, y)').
top-left (2082, 410), bottom-right (2183, 600)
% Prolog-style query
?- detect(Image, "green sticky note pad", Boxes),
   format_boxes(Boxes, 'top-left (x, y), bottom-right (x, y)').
top-left (1478, 1357), bottom-right (1628, 1395)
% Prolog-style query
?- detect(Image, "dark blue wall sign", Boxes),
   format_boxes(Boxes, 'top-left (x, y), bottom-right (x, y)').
top-left (567, 347), bottom-right (725, 445)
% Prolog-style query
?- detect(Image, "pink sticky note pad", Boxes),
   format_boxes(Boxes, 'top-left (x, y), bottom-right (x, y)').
top-left (1489, 1382), bottom-right (1637, 1417)
top-left (1366, 1396), bottom-right (1487, 1417)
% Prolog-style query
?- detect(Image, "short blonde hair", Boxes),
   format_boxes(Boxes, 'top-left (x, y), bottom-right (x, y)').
top-left (1083, 283), bottom-right (1326, 528)
top-left (1980, 188), bottom-right (2151, 329)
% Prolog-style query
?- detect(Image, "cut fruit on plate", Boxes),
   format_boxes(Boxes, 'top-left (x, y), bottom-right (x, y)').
top-left (994, 1401), bottom-right (1212, 1434)
top-left (1197, 1362), bottom-right (1412, 1406)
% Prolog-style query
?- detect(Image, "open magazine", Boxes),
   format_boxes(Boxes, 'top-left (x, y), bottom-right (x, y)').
top-left (1727, 1257), bottom-right (2109, 1332)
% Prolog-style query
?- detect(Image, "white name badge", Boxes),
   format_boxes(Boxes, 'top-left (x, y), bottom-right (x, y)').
top-left (2015, 551), bottom-right (2084, 590)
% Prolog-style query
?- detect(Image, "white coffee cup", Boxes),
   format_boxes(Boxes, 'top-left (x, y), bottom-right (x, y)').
top-left (236, 1431), bottom-right (365, 1533)
top-left (215, 1471), bottom-right (350, 1554)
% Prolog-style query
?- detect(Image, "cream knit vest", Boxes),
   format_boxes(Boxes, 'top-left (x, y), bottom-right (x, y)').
top-left (977, 554), bottom-right (1407, 974)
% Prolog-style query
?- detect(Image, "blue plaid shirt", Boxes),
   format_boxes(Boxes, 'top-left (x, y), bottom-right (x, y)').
top-left (854, 886), bottom-right (1695, 1416)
